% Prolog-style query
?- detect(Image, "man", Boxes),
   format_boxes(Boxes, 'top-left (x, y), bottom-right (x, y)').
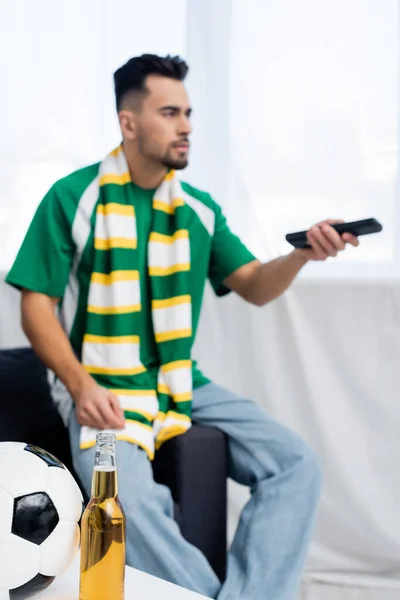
top-left (6, 54), bottom-right (358, 599)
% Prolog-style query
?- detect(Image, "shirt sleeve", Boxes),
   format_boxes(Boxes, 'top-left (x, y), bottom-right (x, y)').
top-left (208, 203), bottom-right (257, 297)
top-left (5, 184), bottom-right (75, 298)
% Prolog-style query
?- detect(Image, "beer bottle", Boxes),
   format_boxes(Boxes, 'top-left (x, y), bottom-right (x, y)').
top-left (79, 432), bottom-right (126, 600)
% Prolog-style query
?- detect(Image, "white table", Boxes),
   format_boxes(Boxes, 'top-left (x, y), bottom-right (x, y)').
top-left (36, 555), bottom-right (211, 600)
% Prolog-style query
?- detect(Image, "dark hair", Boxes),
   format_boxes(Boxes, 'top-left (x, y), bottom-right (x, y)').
top-left (113, 54), bottom-right (189, 111)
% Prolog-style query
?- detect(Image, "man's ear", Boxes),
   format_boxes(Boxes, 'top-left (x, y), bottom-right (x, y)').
top-left (118, 110), bottom-right (136, 141)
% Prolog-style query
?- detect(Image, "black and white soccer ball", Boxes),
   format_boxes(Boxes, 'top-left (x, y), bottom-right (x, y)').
top-left (0, 442), bottom-right (84, 600)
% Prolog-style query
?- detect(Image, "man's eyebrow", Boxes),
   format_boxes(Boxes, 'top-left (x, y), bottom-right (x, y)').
top-left (159, 105), bottom-right (192, 114)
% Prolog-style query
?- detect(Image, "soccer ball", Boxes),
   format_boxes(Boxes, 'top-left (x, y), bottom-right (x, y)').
top-left (0, 442), bottom-right (84, 600)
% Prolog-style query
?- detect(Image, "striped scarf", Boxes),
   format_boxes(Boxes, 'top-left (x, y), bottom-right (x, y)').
top-left (79, 146), bottom-right (193, 459)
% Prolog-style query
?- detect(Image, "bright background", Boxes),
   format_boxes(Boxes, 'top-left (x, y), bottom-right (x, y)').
top-left (1, 0), bottom-right (398, 277)
top-left (1, 2), bottom-right (400, 598)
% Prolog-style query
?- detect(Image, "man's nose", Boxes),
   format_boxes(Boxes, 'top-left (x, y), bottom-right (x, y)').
top-left (178, 113), bottom-right (192, 136)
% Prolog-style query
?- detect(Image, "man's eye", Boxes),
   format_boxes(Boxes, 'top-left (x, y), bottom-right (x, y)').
top-left (164, 110), bottom-right (175, 117)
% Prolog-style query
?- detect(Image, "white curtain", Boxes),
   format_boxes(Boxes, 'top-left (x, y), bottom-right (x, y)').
top-left (193, 279), bottom-right (400, 594)
top-left (230, 0), bottom-right (399, 279)
top-left (185, 0), bottom-right (400, 594)
top-left (0, 0), bottom-right (187, 271)
top-left (2, 0), bottom-right (396, 278)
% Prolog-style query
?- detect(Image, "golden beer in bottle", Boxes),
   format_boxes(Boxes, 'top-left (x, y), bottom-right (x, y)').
top-left (79, 432), bottom-right (126, 600)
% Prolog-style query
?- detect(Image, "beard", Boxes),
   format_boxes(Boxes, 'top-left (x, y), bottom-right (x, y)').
top-left (160, 148), bottom-right (189, 170)
top-left (161, 157), bottom-right (188, 170)
top-left (136, 134), bottom-right (189, 170)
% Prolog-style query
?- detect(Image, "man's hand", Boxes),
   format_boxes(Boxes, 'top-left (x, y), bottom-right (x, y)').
top-left (73, 382), bottom-right (125, 430)
top-left (296, 219), bottom-right (359, 262)
top-left (223, 218), bottom-right (360, 306)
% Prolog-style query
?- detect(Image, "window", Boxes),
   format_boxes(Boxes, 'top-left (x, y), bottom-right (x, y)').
top-left (0, 0), bottom-right (187, 271)
top-left (229, 0), bottom-right (399, 277)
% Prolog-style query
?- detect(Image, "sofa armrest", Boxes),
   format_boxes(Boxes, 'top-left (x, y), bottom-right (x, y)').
top-left (152, 424), bottom-right (228, 581)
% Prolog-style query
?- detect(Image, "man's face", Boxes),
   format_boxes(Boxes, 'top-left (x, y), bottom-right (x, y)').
top-left (131, 75), bottom-right (192, 170)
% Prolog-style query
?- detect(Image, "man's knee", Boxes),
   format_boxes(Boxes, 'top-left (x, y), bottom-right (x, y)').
top-left (258, 419), bottom-right (323, 492)
top-left (287, 437), bottom-right (323, 495)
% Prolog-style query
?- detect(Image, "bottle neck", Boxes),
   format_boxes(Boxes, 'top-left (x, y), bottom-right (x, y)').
top-left (91, 467), bottom-right (118, 499)
top-left (91, 433), bottom-right (118, 499)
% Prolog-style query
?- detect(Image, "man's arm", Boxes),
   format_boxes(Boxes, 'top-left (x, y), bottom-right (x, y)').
top-left (21, 290), bottom-right (125, 430)
top-left (224, 220), bottom-right (359, 306)
top-left (223, 252), bottom-right (307, 306)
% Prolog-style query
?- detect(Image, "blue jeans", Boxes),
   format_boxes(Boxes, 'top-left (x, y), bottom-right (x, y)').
top-left (69, 383), bottom-right (322, 599)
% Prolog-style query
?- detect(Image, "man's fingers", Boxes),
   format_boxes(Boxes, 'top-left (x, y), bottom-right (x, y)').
top-left (306, 234), bottom-right (328, 260)
top-left (77, 399), bottom-right (122, 430)
top-left (78, 406), bottom-right (106, 429)
top-left (320, 224), bottom-right (346, 251)
top-left (108, 393), bottom-right (125, 428)
top-left (75, 385), bottom-right (125, 429)
top-left (342, 232), bottom-right (359, 247)
top-left (302, 219), bottom-right (360, 262)
top-left (307, 226), bottom-right (337, 257)
top-left (98, 398), bottom-right (124, 429)
top-left (319, 221), bottom-right (359, 247)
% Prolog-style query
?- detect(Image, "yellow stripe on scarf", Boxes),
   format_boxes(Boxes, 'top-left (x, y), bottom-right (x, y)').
top-left (87, 304), bottom-right (141, 315)
top-left (91, 270), bottom-right (139, 285)
top-left (149, 264), bottom-right (190, 276)
top-left (84, 365), bottom-right (146, 376)
top-left (96, 203), bottom-right (134, 216)
top-left (155, 329), bottom-right (192, 343)
top-left (153, 198), bottom-right (185, 214)
top-left (152, 295), bottom-right (191, 309)
top-left (83, 334), bottom-right (140, 344)
top-left (149, 230), bottom-right (188, 244)
top-left (100, 173), bottom-right (131, 186)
